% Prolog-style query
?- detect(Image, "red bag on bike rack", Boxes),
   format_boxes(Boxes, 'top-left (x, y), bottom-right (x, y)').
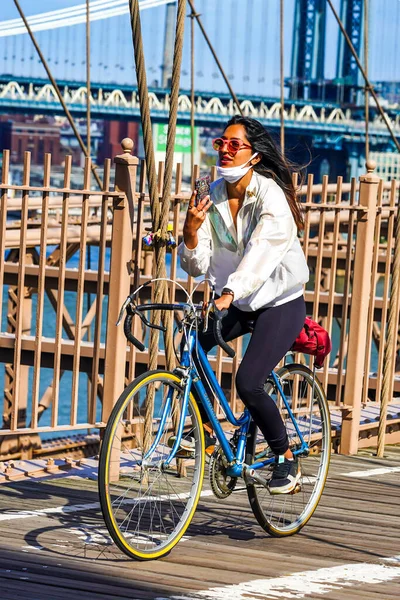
top-left (291, 317), bottom-right (332, 368)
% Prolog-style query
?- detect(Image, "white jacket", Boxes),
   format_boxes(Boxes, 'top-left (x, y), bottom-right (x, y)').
top-left (178, 171), bottom-right (309, 312)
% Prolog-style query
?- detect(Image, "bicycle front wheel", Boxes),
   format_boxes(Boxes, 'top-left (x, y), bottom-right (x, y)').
top-left (98, 370), bottom-right (205, 560)
top-left (246, 363), bottom-right (331, 537)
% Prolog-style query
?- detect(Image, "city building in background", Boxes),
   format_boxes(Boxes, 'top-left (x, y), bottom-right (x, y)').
top-left (0, 115), bottom-right (61, 164)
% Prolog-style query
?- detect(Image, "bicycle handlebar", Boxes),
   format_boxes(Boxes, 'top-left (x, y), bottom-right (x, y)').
top-left (122, 303), bottom-right (181, 352)
top-left (212, 306), bottom-right (236, 358)
top-left (120, 298), bottom-right (236, 358)
top-left (123, 312), bottom-right (145, 351)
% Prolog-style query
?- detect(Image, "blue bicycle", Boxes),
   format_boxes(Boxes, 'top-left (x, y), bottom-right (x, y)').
top-left (98, 283), bottom-right (331, 561)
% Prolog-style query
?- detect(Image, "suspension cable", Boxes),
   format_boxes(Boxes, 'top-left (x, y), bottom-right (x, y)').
top-left (189, 5), bottom-right (196, 173)
top-left (86, 0), bottom-right (91, 160)
top-left (128, 0), bottom-right (160, 229)
top-left (280, 0), bottom-right (285, 154)
top-left (364, 0), bottom-right (369, 161)
top-left (0, 0), bottom-right (173, 37)
top-left (12, 0), bottom-right (103, 189)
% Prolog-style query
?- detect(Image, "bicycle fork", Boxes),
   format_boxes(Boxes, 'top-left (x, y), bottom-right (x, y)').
top-left (142, 373), bottom-right (193, 469)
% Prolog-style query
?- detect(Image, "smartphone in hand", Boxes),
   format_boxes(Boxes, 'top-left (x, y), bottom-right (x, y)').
top-left (194, 175), bottom-right (211, 206)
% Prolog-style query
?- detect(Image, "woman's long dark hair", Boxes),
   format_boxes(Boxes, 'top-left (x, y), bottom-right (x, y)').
top-left (224, 116), bottom-right (304, 231)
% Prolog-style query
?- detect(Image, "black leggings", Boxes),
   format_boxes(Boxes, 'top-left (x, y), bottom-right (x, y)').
top-left (196, 295), bottom-right (306, 455)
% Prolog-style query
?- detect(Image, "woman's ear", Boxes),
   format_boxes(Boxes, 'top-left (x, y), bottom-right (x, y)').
top-left (251, 153), bottom-right (261, 166)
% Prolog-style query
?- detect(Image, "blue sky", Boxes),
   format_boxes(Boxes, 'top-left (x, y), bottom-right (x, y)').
top-left (0, 1), bottom-right (399, 98)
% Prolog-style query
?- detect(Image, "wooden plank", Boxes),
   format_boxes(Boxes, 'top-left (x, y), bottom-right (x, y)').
top-left (0, 413), bottom-right (400, 597)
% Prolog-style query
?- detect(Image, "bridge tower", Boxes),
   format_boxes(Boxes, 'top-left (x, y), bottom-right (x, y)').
top-left (290, 0), bottom-right (364, 104)
top-left (335, 0), bottom-right (364, 104)
top-left (289, 0), bottom-right (327, 101)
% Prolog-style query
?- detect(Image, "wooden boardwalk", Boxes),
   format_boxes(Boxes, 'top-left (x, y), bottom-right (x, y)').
top-left (0, 448), bottom-right (399, 600)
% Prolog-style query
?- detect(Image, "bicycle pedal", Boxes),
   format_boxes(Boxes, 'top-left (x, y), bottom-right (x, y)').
top-left (174, 449), bottom-right (195, 458)
top-left (205, 443), bottom-right (215, 456)
top-left (289, 483), bottom-right (302, 495)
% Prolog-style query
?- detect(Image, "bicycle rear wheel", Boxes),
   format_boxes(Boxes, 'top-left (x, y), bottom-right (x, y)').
top-left (246, 363), bottom-right (331, 537)
top-left (98, 370), bottom-right (205, 560)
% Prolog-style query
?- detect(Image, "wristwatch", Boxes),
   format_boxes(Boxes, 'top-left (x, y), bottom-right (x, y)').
top-left (221, 287), bottom-right (234, 298)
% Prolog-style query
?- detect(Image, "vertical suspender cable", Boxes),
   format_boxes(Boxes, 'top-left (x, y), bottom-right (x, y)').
top-left (243, 0), bottom-right (253, 82)
top-left (86, 0), bottom-right (91, 160)
top-left (12, 33), bottom-right (16, 73)
top-left (86, 0), bottom-right (92, 380)
top-left (280, 0), bottom-right (285, 154)
top-left (213, 1), bottom-right (222, 79)
top-left (364, 0), bottom-right (369, 161)
top-left (187, 0), bottom-right (243, 116)
top-left (190, 6), bottom-right (195, 174)
top-left (65, 26), bottom-right (71, 80)
top-left (228, 0), bottom-right (237, 80)
top-left (258, 0), bottom-right (267, 85)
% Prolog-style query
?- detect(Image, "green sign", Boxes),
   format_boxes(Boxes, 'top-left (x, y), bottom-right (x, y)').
top-left (155, 124), bottom-right (197, 154)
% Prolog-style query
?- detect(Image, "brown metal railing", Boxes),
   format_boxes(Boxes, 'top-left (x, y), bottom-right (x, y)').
top-left (0, 148), bottom-right (121, 456)
top-left (0, 141), bottom-right (399, 458)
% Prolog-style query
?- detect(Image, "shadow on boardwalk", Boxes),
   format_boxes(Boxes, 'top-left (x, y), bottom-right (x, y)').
top-left (0, 450), bottom-right (399, 600)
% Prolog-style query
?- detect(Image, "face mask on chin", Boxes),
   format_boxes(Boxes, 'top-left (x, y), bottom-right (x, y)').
top-left (216, 152), bottom-right (259, 184)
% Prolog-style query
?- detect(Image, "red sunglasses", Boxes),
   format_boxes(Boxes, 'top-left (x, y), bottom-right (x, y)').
top-left (212, 137), bottom-right (252, 154)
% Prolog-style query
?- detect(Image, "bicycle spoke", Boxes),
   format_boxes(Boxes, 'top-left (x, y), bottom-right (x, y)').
top-left (99, 372), bottom-right (205, 559)
top-left (247, 364), bottom-right (331, 536)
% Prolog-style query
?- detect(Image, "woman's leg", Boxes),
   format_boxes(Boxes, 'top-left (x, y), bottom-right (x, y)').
top-left (191, 304), bottom-right (250, 425)
top-left (235, 296), bottom-right (306, 455)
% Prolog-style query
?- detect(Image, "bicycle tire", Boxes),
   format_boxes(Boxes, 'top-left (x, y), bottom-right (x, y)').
top-left (98, 370), bottom-right (205, 560)
top-left (246, 363), bottom-right (331, 537)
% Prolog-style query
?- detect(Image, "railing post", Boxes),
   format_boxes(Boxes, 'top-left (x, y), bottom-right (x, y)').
top-left (341, 160), bottom-right (380, 455)
top-left (102, 138), bottom-right (138, 424)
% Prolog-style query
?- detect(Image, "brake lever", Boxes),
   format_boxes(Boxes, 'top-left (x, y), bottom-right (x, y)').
top-left (209, 285), bottom-right (216, 302)
top-left (203, 301), bottom-right (213, 333)
top-left (116, 296), bottom-right (132, 326)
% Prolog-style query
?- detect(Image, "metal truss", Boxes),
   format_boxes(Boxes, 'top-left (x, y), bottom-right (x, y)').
top-left (0, 79), bottom-right (399, 138)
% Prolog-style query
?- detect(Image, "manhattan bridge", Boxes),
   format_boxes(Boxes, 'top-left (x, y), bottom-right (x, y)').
top-left (0, 0), bottom-right (399, 181)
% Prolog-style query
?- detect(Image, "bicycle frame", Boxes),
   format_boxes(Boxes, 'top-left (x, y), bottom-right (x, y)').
top-left (152, 320), bottom-right (310, 478)
top-left (102, 293), bottom-right (331, 559)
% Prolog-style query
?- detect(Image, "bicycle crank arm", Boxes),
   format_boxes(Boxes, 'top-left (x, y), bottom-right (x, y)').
top-left (244, 467), bottom-right (269, 488)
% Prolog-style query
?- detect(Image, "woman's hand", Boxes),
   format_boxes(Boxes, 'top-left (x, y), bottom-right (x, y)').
top-left (183, 192), bottom-right (213, 249)
top-left (214, 294), bottom-right (233, 312)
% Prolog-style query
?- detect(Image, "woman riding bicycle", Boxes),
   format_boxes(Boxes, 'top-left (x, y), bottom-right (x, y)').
top-left (178, 116), bottom-right (309, 495)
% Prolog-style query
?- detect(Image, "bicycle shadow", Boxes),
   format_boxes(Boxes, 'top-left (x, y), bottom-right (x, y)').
top-left (0, 545), bottom-right (191, 599)
top-left (187, 489), bottom-right (261, 542)
top-left (0, 476), bottom-right (125, 564)
top-left (18, 479), bottom-right (259, 558)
